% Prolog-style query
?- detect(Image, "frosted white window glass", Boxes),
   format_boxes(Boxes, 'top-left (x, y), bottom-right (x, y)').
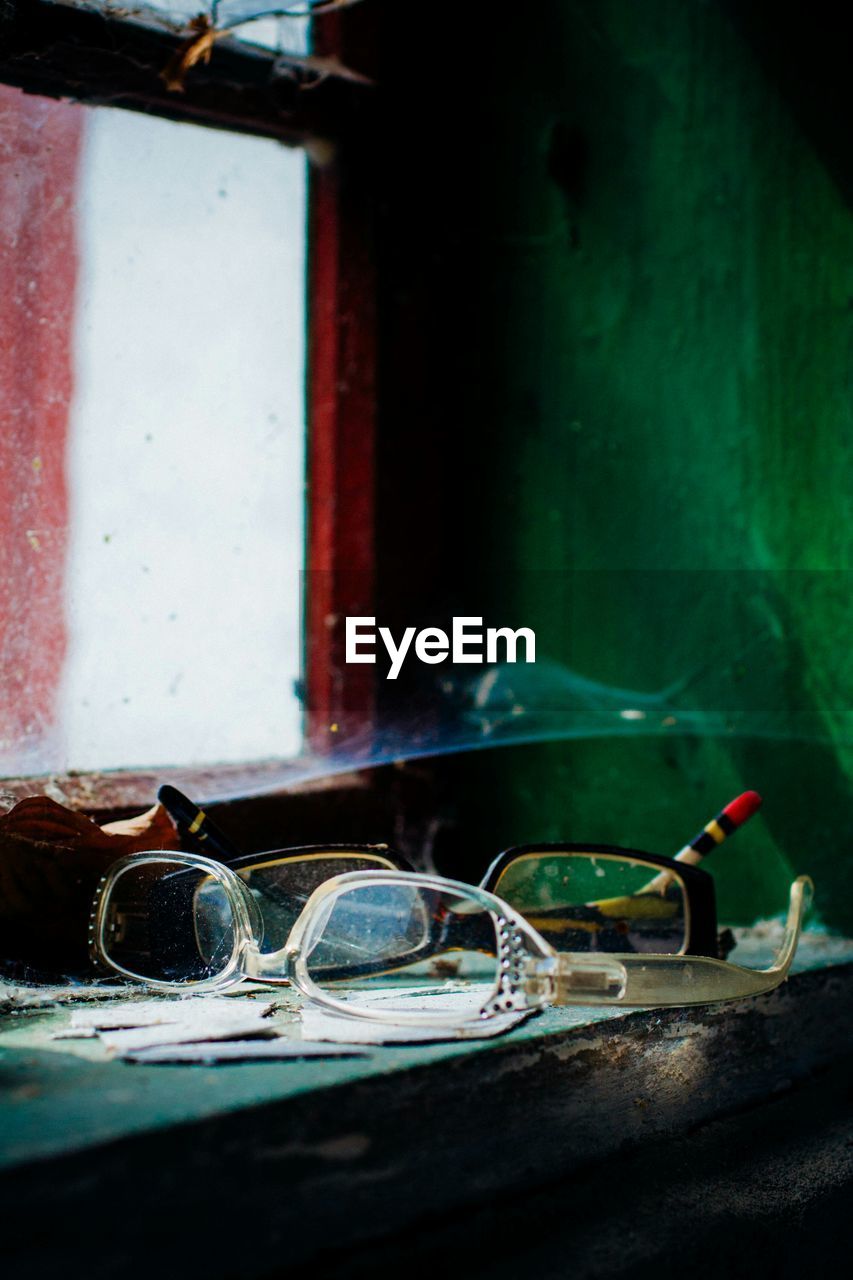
top-left (58, 108), bottom-right (306, 769)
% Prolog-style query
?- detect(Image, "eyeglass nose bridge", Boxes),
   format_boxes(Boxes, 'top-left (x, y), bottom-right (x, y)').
top-left (241, 939), bottom-right (301, 985)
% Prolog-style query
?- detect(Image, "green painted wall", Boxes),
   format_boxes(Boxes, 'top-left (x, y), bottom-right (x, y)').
top-left (422, 1), bottom-right (851, 928)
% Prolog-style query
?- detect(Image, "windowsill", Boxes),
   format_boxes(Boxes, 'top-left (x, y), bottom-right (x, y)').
top-left (1, 933), bottom-right (851, 1275)
top-left (0, 756), bottom-right (371, 817)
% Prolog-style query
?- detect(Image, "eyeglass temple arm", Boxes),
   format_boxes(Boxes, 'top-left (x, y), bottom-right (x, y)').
top-left (533, 877), bottom-right (813, 1008)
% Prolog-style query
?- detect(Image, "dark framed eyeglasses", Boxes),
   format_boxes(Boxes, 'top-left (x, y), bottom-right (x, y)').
top-left (97, 784), bottom-right (743, 982)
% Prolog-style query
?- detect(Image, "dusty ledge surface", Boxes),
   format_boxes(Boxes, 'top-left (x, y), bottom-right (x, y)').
top-left (1, 936), bottom-right (852, 1278)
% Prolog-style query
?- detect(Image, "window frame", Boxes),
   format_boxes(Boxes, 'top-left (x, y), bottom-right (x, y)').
top-left (0, 1), bottom-right (364, 145)
top-left (0, 0), bottom-right (380, 819)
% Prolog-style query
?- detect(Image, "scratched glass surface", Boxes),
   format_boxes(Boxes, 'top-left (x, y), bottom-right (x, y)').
top-left (0, 85), bottom-right (305, 772)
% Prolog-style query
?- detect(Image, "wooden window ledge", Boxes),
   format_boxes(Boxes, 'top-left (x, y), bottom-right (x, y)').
top-left (1, 935), bottom-right (852, 1277)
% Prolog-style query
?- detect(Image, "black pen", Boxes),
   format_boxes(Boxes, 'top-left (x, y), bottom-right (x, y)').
top-left (157, 783), bottom-right (244, 861)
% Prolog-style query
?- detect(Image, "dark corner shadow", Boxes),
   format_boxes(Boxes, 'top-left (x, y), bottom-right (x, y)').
top-left (720, 0), bottom-right (853, 211)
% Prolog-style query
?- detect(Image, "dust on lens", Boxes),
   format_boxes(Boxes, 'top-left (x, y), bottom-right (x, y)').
top-left (304, 883), bottom-right (502, 1018)
top-left (237, 852), bottom-right (399, 954)
top-left (101, 859), bottom-right (236, 982)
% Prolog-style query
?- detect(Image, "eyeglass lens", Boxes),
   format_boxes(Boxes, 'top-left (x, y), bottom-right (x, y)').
top-left (99, 851), bottom-right (404, 984)
top-left (99, 858), bottom-right (238, 984)
top-left (492, 852), bottom-right (688, 954)
top-left (302, 882), bottom-right (503, 1018)
top-left (234, 852), bottom-right (399, 955)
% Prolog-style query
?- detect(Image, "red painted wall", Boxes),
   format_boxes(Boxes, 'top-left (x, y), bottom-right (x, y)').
top-left (0, 85), bottom-right (84, 772)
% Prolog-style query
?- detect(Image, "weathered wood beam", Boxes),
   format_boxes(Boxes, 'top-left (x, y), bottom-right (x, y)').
top-left (0, 0), bottom-right (372, 143)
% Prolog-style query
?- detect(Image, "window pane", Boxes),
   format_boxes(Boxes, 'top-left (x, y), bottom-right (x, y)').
top-left (0, 87), bottom-right (305, 774)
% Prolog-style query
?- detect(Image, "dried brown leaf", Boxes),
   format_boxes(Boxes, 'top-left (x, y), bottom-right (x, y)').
top-left (161, 17), bottom-right (223, 93)
top-left (0, 797), bottom-right (181, 973)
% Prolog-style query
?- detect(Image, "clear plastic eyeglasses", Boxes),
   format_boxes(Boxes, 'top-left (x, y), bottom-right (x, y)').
top-left (89, 852), bottom-right (813, 1027)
